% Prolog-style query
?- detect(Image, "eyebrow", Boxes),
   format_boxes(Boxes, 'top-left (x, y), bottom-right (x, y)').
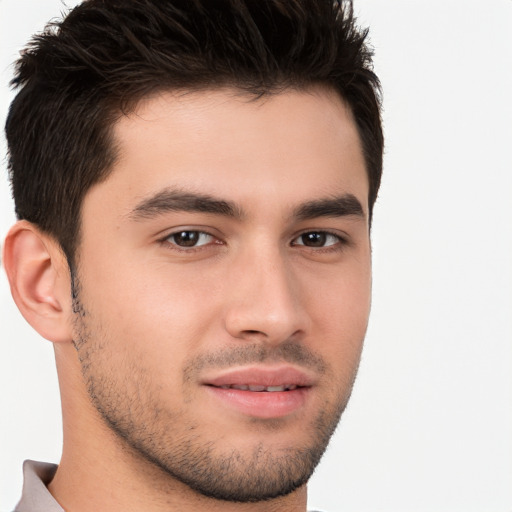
top-left (128, 188), bottom-right (365, 223)
top-left (293, 194), bottom-right (365, 222)
top-left (129, 189), bottom-right (243, 221)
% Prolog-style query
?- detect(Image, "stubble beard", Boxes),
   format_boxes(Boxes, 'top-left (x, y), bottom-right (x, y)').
top-left (71, 283), bottom-right (359, 503)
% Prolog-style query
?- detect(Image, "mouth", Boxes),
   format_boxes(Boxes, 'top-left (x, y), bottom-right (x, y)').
top-left (213, 384), bottom-right (301, 392)
top-left (201, 366), bottom-right (314, 419)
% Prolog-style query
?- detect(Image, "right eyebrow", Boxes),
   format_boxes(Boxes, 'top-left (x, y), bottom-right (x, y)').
top-left (128, 189), bottom-right (244, 221)
top-left (293, 193), bottom-right (366, 222)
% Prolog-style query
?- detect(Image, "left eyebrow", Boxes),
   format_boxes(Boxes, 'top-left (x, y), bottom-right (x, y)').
top-left (128, 189), bottom-right (244, 221)
top-left (293, 194), bottom-right (366, 222)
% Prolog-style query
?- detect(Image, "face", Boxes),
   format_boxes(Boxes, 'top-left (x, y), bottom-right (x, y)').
top-left (72, 87), bottom-right (371, 502)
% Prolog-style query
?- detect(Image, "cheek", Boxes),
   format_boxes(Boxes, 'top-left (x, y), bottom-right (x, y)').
top-left (78, 256), bottom-right (225, 365)
top-left (309, 251), bottom-right (371, 318)
top-left (305, 260), bottom-right (371, 363)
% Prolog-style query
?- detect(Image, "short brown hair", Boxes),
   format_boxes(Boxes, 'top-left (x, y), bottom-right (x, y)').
top-left (6, 0), bottom-right (383, 264)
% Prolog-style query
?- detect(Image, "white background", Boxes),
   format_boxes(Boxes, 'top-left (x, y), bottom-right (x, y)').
top-left (1, 1), bottom-right (511, 511)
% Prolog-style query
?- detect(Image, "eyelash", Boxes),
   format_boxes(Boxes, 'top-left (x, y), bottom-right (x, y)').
top-left (159, 229), bottom-right (348, 253)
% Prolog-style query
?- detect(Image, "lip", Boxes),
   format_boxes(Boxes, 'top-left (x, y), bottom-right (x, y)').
top-left (201, 365), bottom-right (315, 419)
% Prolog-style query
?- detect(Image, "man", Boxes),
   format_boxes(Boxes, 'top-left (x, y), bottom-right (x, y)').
top-left (2, 0), bottom-right (383, 510)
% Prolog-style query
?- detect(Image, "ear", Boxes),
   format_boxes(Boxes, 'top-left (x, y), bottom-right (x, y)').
top-left (3, 220), bottom-right (73, 344)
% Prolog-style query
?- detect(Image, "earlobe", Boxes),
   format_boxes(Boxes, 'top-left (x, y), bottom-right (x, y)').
top-left (3, 220), bottom-right (73, 344)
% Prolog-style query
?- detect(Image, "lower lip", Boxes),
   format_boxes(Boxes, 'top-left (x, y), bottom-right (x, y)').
top-left (204, 386), bottom-right (309, 419)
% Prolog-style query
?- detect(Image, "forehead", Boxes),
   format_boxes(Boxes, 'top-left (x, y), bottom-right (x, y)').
top-left (86, 87), bottom-right (368, 219)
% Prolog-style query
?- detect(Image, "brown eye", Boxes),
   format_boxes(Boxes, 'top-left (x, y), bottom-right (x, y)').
top-left (293, 232), bottom-right (340, 248)
top-left (168, 231), bottom-right (213, 247)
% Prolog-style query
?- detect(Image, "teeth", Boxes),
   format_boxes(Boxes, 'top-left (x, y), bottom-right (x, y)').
top-left (231, 384), bottom-right (249, 391)
top-left (218, 384), bottom-right (298, 392)
top-left (266, 385), bottom-right (285, 392)
top-left (248, 385), bottom-right (267, 392)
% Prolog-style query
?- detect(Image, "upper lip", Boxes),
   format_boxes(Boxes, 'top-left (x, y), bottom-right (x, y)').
top-left (201, 365), bottom-right (316, 389)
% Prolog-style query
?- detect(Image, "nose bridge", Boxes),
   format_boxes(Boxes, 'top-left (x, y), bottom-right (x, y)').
top-left (224, 242), bottom-right (306, 343)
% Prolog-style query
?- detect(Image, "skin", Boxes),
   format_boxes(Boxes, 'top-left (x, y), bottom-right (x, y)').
top-left (4, 87), bottom-right (371, 512)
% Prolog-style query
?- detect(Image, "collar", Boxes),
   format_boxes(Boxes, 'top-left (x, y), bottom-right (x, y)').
top-left (15, 460), bottom-right (63, 512)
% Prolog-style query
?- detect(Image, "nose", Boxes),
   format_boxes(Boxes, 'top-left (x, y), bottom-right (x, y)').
top-left (223, 246), bottom-right (309, 344)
